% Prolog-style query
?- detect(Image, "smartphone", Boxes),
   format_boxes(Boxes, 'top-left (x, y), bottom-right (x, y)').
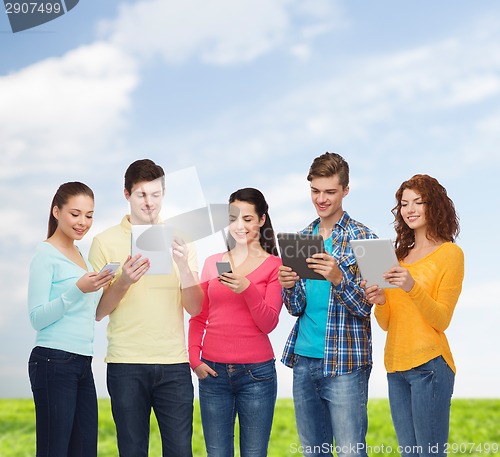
top-left (99, 262), bottom-right (120, 275)
top-left (216, 261), bottom-right (232, 275)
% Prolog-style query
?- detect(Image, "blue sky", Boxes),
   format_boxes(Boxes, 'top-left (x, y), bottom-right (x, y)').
top-left (1, 0), bottom-right (499, 399)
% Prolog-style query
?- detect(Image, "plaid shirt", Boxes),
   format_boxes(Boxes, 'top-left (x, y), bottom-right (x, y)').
top-left (281, 211), bottom-right (377, 377)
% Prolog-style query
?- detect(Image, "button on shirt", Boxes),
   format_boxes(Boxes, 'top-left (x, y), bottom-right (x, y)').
top-left (281, 212), bottom-right (377, 377)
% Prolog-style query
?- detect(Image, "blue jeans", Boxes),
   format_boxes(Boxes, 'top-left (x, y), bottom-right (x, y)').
top-left (28, 346), bottom-right (97, 457)
top-left (198, 358), bottom-right (277, 457)
top-left (387, 356), bottom-right (455, 457)
top-left (107, 363), bottom-right (194, 457)
top-left (292, 355), bottom-right (371, 457)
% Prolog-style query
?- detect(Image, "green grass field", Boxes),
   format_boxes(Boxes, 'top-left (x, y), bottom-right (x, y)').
top-left (0, 399), bottom-right (498, 456)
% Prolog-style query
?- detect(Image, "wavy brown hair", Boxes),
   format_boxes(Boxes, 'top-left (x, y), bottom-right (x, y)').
top-left (392, 174), bottom-right (460, 260)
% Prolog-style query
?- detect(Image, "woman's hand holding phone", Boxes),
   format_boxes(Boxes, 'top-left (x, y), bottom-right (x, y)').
top-left (219, 272), bottom-right (250, 294)
top-left (76, 268), bottom-right (115, 293)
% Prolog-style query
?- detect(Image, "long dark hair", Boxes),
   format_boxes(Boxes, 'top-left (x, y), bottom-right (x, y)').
top-left (227, 188), bottom-right (278, 256)
top-left (392, 174), bottom-right (459, 260)
top-left (47, 182), bottom-right (94, 238)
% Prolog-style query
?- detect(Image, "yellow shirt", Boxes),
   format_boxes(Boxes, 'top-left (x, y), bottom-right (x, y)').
top-left (89, 216), bottom-right (198, 364)
top-left (374, 242), bottom-right (464, 374)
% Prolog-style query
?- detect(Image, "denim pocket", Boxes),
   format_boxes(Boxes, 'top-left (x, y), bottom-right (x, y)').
top-left (198, 369), bottom-right (215, 383)
top-left (47, 353), bottom-right (75, 364)
top-left (412, 357), bottom-right (436, 374)
top-left (30, 347), bottom-right (75, 364)
top-left (198, 374), bottom-right (215, 383)
top-left (198, 359), bottom-right (217, 381)
top-left (247, 360), bottom-right (276, 382)
top-left (28, 359), bottom-right (48, 390)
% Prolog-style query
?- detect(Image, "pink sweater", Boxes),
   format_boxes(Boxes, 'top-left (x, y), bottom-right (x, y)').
top-left (188, 253), bottom-right (283, 369)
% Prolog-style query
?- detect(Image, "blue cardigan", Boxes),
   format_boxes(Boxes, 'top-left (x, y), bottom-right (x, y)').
top-left (28, 242), bottom-right (102, 356)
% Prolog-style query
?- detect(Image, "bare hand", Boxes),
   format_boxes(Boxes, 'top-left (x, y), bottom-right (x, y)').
top-left (219, 272), bottom-right (250, 294)
top-left (76, 270), bottom-right (114, 293)
top-left (172, 238), bottom-right (190, 271)
top-left (119, 254), bottom-right (150, 286)
top-left (194, 362), bottom-right (218, 380)
top-left (306, 253), bottom-right (342, 285)
top-left (383, 266), bottom-right (414, 292)
top-left (278, 265), bottom-right (299, 288)
top-left (361, 280), bottom-right (386, 305)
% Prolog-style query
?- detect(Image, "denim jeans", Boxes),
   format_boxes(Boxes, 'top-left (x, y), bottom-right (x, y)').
top-left (292, 355), bottom-right (371, 457)
top-left (198, 358), bottom-right (277, 457)
top-left (387, 356), bottom-right (455, 457)
top-left (28, 346), bottom-right (98, 457)
top-left (107, 363), bottom-right (194, 457)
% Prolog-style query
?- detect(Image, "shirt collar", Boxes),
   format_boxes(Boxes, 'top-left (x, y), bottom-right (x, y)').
top-left (306, 211), bottom-right (351, 233)
top-left (121, 215), bottom-right (132, 231)
top-left (121, 215), bottom-right (162, 230)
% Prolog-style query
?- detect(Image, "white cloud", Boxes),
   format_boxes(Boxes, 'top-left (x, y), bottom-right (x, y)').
top-left (102, 0), bottom-right (340, 65)
top-left (0, 41), bottom-right (138, 178)
top-left (443, 74), bottom-right (500, 107)
top-left (476, 110), bottom-right (500, 134)
top-left (162, 17), bottom-right (500, 177)
top-left (289, 43), bottom-right (312, 61)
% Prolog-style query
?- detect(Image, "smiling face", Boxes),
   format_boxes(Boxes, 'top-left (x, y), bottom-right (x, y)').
top-left (125, 178), bottom-right (164, 225)
top-left (52, 194), bottom-right (94, 241)
top-left (228, 200), bottom-right (265, 248)
top-left (310, 175), bottom-right (349, 226)
top-left (400, 188), bottom-right (428, 232)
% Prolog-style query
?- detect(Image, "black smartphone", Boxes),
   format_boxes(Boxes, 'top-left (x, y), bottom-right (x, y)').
top-left (216, 261), bottom-right (232, 275)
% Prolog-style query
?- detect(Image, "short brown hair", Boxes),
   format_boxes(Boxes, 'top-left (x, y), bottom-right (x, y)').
top-left (124, 159), bottom-right (165, 194)
top-left (307, 152), bottom-right (349, 188)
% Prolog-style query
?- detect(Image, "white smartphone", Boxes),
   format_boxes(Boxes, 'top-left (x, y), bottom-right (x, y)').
top-left (216, 261), bottom-right (232, 275)
top-left (98, 262), bottom-right (120, 275)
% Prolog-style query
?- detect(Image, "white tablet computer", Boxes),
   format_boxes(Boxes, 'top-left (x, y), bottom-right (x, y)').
top-left (131, 224), bottom-right (173, 275)
top-left (350, 238), bottom-right (399, 288)
top-left (277, 233), bottom-right (325, 281)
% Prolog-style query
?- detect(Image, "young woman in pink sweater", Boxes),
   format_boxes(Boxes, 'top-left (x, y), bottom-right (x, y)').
top-left (364, 174), bottom-right (464, 457)
top-left (188, 187), bottom-right (283, 457)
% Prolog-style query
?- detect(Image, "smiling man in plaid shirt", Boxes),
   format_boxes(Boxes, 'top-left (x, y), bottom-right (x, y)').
top-left (279, 152), bottom-right (377, 457)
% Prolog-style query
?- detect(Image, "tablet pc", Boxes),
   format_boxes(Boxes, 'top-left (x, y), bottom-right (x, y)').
top-left (350, 238), bottom-right (399, 288)
top-left (277, 233), bottom-right (325, 281)
top-left (131, 224), bottom-right (173, 275)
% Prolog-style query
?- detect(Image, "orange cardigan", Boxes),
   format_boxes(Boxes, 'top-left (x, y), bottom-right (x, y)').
top-left (374, 242), bottom-right (464, 373)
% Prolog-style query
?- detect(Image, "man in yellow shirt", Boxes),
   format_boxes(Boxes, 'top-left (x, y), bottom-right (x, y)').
top-left (89, 159), bottom-right (203, 457)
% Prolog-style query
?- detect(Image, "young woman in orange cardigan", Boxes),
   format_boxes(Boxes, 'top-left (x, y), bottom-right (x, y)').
top-left (364, 174), bottom-right (464, 457)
